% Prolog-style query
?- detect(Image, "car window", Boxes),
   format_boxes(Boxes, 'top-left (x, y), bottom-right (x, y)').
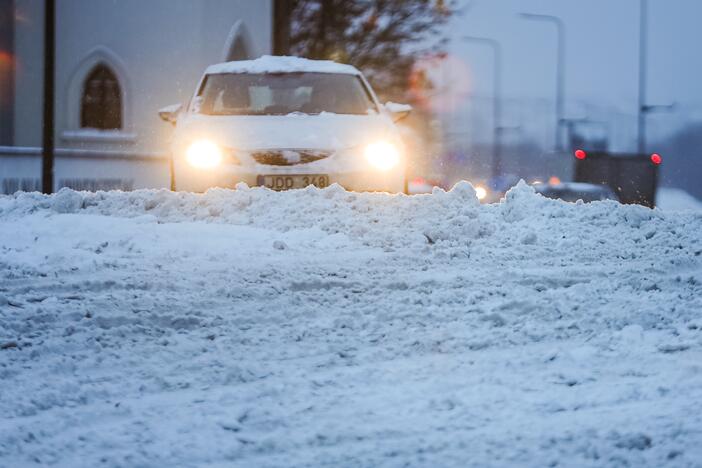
top-left (197, 73), bottom-right (377, 116)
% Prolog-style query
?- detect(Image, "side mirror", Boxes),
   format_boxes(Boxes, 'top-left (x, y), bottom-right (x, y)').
top-left (158, 103), bottom-right (182, 125)
top-left (384, 102), bottom-right (412, 122)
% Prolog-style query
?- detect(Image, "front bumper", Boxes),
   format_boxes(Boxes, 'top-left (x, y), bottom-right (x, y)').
top-left (173, 162), bottom-right (406, 193)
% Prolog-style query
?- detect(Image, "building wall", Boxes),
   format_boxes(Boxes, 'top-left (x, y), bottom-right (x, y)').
top-left (12, 0), bottom-right (272, 152)
top-left (12, 0), bottom-right (43, 147)
top-left (3, 0), bottom-right (271, 192)
top-left (0, 0), bottom-right (15, 145)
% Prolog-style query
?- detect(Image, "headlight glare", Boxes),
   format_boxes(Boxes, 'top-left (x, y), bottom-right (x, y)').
top-left (364, 141), bottom-right (400, 171)
top-left (186, 140), bottom-right (223, 169)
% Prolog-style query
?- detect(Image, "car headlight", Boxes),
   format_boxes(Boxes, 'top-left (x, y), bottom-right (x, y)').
top-left (185, 140), bottom-right (223, 169)
top-left (364, 141), bottom-right (400, 171)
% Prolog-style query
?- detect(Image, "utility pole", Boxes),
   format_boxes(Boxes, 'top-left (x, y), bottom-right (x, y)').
top-left (519, 13), bottom-right (566, 152)
top-left (637, 0), bottom-right (648, 154)
top-left (273, 0), bottom-right (292, 55)
top-left (462, 36), bottom-right (503, 179)
top-left (42, 0), bottom-right (55, 194)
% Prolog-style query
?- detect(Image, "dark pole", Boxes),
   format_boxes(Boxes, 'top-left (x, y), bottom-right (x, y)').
top-left (273, 0), bottom-right (292, 55)
top-left (519, 13), bottom-right (566, 152)
top-left (463, 36), bottom-right (502, 178)
top-left (42, 0), bottom-right (55, 194)
top-left (637, 0), bottom-right (648, 154)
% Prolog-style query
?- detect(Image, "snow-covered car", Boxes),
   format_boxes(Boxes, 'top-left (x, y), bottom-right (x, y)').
top-left (159, 56), bottom-right (411, 193)
top-left (534, 182), bottom-right (619, 203)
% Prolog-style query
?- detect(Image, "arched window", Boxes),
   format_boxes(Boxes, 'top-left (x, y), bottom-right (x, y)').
top-left (221, 21), bottom-right (252, 62)
top-left (80, 64), bottom-right (122, 130)
top-left (226, 36), bottom-right (249, 61)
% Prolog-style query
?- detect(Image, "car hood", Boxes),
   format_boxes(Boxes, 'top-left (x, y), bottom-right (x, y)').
top-left (175, 113), bottom-right (399, 151)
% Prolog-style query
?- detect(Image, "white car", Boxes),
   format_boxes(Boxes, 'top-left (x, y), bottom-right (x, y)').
top-left (159, 56), bottom-right (411, 193)
top-left (533, 182), bottom-right (619, 203)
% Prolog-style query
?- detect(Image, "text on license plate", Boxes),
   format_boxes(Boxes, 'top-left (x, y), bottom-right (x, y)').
top-left (258, 174), bottom-right (330, 190)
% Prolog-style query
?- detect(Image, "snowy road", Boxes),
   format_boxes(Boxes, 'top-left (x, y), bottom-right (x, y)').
top-left (1, 183), bottom-right (702, 467)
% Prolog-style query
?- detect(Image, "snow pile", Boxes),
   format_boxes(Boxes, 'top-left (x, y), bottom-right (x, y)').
top-left (205, 55), bottom-right (360, 76)
top-left (3, 181), bottom-right (699, 253)
top-left (1, 182), bottom-right (702, 467)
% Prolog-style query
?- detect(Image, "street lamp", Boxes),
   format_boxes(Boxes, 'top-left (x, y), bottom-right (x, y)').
top-left (638, 0), bottom-right (648, 154)
top-left (462, 35), bottom-right (502, 178)
top-left (519, 12), bottom-right (565, 152)
top-left (637, 0), bottom-right (675, 154)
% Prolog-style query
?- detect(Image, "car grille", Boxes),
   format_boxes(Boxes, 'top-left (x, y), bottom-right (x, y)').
top-left (251, 150), bottom-right (332, 166)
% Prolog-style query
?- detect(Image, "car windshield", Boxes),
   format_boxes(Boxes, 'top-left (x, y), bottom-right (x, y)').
top-left (196, 72), bottom-right (377, 116)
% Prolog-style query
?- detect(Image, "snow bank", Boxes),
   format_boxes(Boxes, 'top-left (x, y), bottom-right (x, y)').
top-left (3, 181), bottom-right (698, 252)
top-left (205, 55), bottom-right (360, 75)
top-left (1, 182), bottom-right (702, 467)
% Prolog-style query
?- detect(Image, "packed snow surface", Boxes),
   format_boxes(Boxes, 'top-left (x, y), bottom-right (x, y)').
top-left (205, 55), bottom-right (360, 76)
top-left (1, 182), bottom-right (702, 467)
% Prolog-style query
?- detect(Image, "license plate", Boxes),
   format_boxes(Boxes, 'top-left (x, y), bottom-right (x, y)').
top-left (257, 174), bottom-right (330, 191)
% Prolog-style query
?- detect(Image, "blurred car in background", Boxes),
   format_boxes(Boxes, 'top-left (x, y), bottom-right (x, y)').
top-left (160, 56), bottom-right (411, 193)
top-left (407, 176), bottom-right (448, 195)
top-left (534, 182), bottom-right (619, 203)
top-left (572, 149), bottom-right (661, 207)
top-left (473, 174), bottom-right (521, 203)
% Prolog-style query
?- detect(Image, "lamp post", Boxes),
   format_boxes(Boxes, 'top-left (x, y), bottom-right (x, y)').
top-left (462, 35), bottom-right (502, 178)
top-left (519, 12), bottom-right (565, 152)
top-left (638, 0), bottom-right (648, 154)
top-left (637, 0), bottom-right (675, 154)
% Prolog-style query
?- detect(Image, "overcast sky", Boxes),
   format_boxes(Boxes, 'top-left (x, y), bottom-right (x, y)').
top-left (440, 0), bottom-right (702, 146)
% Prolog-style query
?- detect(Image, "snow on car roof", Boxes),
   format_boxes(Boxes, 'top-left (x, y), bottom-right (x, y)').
top-left (205, 55), bottom-right (361, 76)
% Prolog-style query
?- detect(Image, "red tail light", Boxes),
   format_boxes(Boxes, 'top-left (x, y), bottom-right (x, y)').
top-left (650, 153), bottom-right (662, 165)
top-left (574, 149), bottom-right (587, 160)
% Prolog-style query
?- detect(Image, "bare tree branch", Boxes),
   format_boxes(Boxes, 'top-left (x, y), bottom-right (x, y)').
top-left (288, 0), bottom-right (458, 100)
